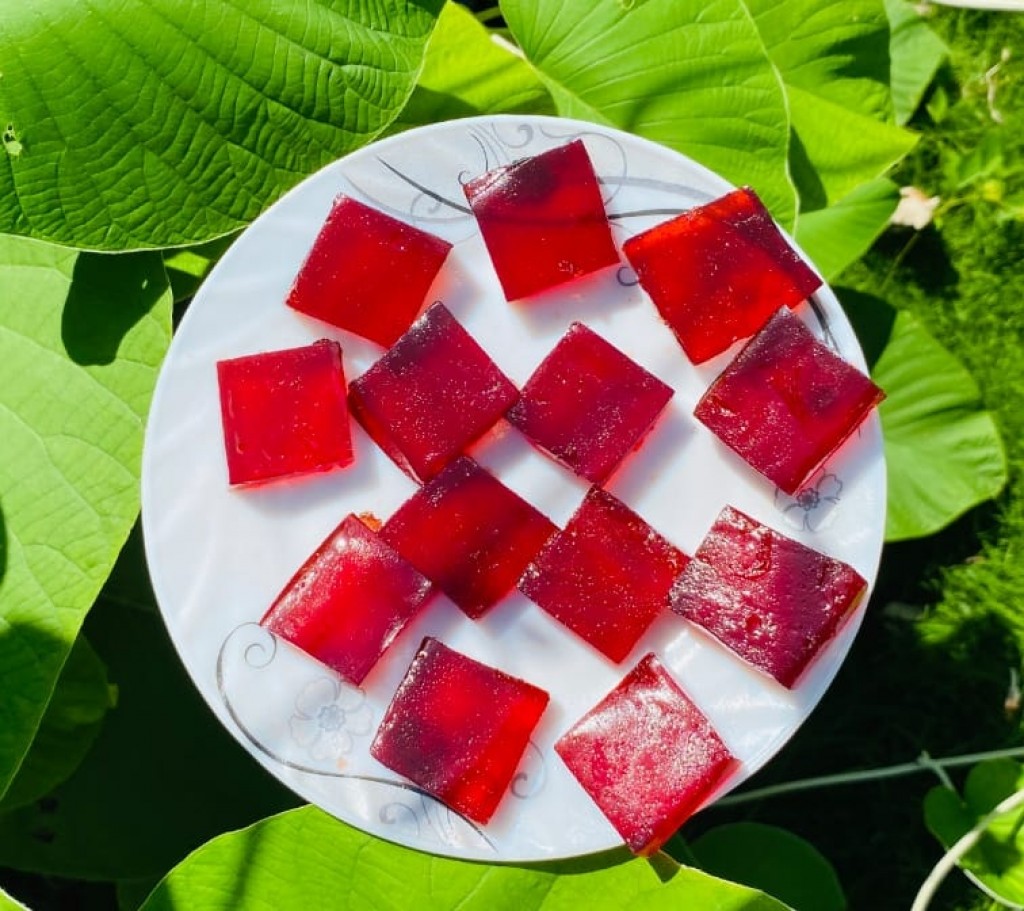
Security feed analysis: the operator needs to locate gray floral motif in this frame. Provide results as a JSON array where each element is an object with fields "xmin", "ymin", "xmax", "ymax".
[
  {"xmin": 776, "ymin": 473, "xmax": 843, "ymax": 532},
  {"xmin": 290, "ymin": 676, "xmax": 373, "ymax": 763}
]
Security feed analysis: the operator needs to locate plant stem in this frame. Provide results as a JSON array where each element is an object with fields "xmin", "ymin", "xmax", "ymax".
[
  {"xmin": 717, "ymin": 746, "xmax": 1024, "ymax": 807},
  {"xmin": 927, "ymin": 0, "xmax": 1024, "ymax": 9},
  {"xmin": 910, "ymin": 786, "xmax": 1024, "ymax": 911},
  {"xmin": 474, "ymin": 6, "xmax": 503, "ymax": 23}
]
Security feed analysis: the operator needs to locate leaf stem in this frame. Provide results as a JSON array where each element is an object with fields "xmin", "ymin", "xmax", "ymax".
[
  {"xmin": 717, "ymin": 746, "xmax": 1024, "ymax": 807},
  {"xmin": 910, "ymin": 786, "xmax": 1024, "ymax": 911},
  {"xmin": 474, "ymin": 6, "xmax": 503, "ymax": 23}
]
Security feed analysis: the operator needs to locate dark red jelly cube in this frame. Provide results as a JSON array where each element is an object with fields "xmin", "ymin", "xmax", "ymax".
[
  {"xmin": 623, "ymin": 187, "xmax": 822, "ymax": 363},
  {"xmin": 217, "ymin": 339, "xmax": 352, "ymax": 487},
  {"xmin": 519, "ymin": 487, "xmax": 688, "ymax": 662},
  {"xmin": 463, "ymin": 139, "xmax": 619, "ymax": 301},
  {"xmin": 507, "ymin": 323, "xmax": 673, "ymax": 483},
  {"xmin": 670, "ymin": 506, "xmax": 867, "ymax": 688},
  {"xmin": 349, "ymin": 303, "xmax": 518, "ymax": 483},
  {"xmin": 694, "ymin": 307, "xmax": 885, "ymax": 494},
  {"xmin": 260, "ymin": 514, "xmax": 433, "ymax": 685},
  {"xmin": 555, "ymin": 653, "xmax": 737, "ymax": 856},
  {"xmin": 381, "ymin": 457, "xmax": 557, "ymax": 618},
  {"xmin": 370, "ymin": 637, "xmax": 549, "ymax": 823},
  {"xmin": 286, "ymin": 196, "xmax": 452, "ymax": 348}
]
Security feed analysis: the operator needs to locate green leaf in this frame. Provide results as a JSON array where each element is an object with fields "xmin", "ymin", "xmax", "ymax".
[
  {"xmin": 795, "ymin": 179, "xmax": 899, "ymax": 280},
  {"xmin": 0, "ymin": 236, "xmax": 171, "ymax": 801},
  {"xmin": 743, "ymin": 0, "xmax": 916, "ymax": 209},
  {"xmin": 786, "ymin": 88, "xmax": 915, "ymax": 210},
  {"xmin": 0, "ymin": 634, "xmax": 115, "ymax": 813},
  {"xmin": 391, "ymin": 2, "xmax": 554, "ymax": 131},
  {"xmin": 500, "ymin": 0, "xmax": 797, "ymax": 227},
  {"xmin": 162, "ymin": 235, "xmax": 237, "ymax": 304},
  {"xmin": 139, "ymin": 806, "xmax": 793, "ymax": 911},
  {"xmin": 885, "ymin": 0, "xmax": 948, "ymax": 126},
  {"xmin": 690, "ymin": 823, "xmax": 846, "ymax": 911},
  {"xmin": 924, "ymin": 759, "xmax": 1024, "ymax": 904},
  {"xmin": 0, "ymin": 0, "xmax": 444, "ymax": 250},
  {"xmin": 0, "ymin": 597, "xmax": 299, "ymax": 881},
  {"xmin": 840, "ymin": 290, "xmax": 1007, "ymax": 541},
  {"xmin": 0, "ymin": 886, "xmax": 28, "ymax": 911}
]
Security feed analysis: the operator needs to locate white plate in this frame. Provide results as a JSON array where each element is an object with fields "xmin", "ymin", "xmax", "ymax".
[{"xmin": 141, "ymin": 115, "xmax": 886, "ymax": 863}]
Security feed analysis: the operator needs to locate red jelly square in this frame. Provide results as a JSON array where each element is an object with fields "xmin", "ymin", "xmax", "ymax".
[
  {"xmin": 370, "ymin": 637, "xmax": 549, "ymax": 824},
  {"xmin": 216, "ymin": 339, "xmax": 352, "ymax": 487},
  {"xmin": 519, "ymin": 487, "xmax": 688, "ymax": 662},
  {"xmin": 670, "ymin": 506, "xmax": 867, "ymax": 688},
  {"xmin": 381, "ymin": 457, "xmax": 557, "ymax": 618},
  {"xmin": 286, "ymin": 196, "xmax": 452, "ymax": 348},
  {"xmin": 623, "ymin": 187, "xmax": 822, "ymax": 364},
  {"xmin": 349, "ymin": 303, "xmax": 519, "ymax": 483},
  {"xmin": 463, "ymin": 139, "xmax": 619, "ymax": 301},
  {"xmin": 694, "ymin": 307, "xmax": 885, "ymax": 494},
  {"xmin": 555, "ymin": 653, "xmax": 737, "ymax": 856},
  {"xmin": 260, "ymin": 514, "xmax": 433, "ymax": 685},
  {"xmin": 507, "ymin": 323, "xmax": 673, "ymax": 483}
]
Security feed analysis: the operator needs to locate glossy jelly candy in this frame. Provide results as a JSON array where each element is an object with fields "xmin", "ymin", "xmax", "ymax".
[
  {"xmin": 217, "ymin": 338, "xmax": 352, "ymax": 487},
  {"xmin": 519, "ymin": 487, "xmax": 688, "ymax": 662},
  {"xmin": 286, "ymin": 195, "xmax": 452, "ymax": 347},
  {"xmin": 694, "ymin": 307, "xmax": 885, "ymax": 494},
  {"xmin": 507, "ymin": 322, "xmax": 673, "ymax": 483},
  {"xmin": 670, "ymin": 506, "xmax": 867, "ymax": 688},
  {"xmin": 463, "ymin": 139, "xmax": 620, "ymax": 301},
  {"xmin": 348, "ymin": 303, "xmax": 519, "ymax": 482},
  {"xmin": 261, "ymin": 514, "xmax": 433, "ymax": 684},
  {"xmin": 381, "ymin": 457, "xmax": 557, "ymax": 618},
  {"xmin": 623, "ymin": 187, "xmax": 822, "ymax": 363},
  {"xmin": 555, "ymin": 653, "xmax": 737, "ymax": 856},
  {"xmin": 370, "ymin": 637, "xmax": 549, "ymax": 824}
]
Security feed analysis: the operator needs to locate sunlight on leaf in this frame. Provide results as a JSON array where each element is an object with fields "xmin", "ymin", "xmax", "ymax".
[
  {"xmin": 795, "ymin": 179, "xmax": 899, "ymax": 279},
  {"xmin": 0, "ymin": 236, "xmax": 170, "ymax": 802},
  {"xmin": 0, "ymin": 0, "xmax": 443, "ymax": 250},
  {"xmin": 840, "ymin": 290, "xmax": 1007, "ymax": 541},
  {"xmin": 886, "ymin": 0, "xmax": 949, "ymax": 125},
  {"xmin": 390, "ymin": 2, "xmax": 554, "ymax": 131},
  {"xmin": 0, "ymin": 886, "xmax": 28, "ymax": 911},
  {"xmin": 501, "ymin": 0, "xmax": 797, "ymax": 226},
  {"xmin": 924, "ymin": 758, "xmax": 1024, "ymax": 905},
  {"xmin": 138, "ymin": 806, "xmax": 794, "ymax": 911}
]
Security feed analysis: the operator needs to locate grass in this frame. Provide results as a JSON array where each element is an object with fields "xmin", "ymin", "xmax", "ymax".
[{"xmin": 692, "ymin": 8, "xmax": 1024, "ymax": 910}]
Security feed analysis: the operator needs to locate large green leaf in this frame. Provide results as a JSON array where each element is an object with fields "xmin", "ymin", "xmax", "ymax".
[
  {"xmin": 500, "ymin": 0, "xmax": 797, "ymax": 227},
  {"xmin": 391, "ymin": 2, "xmax": 554, "ymax": 131},
  {"xmin": 886, "ymin": 0, "xmax": 948, "ymax": 126},
  {"xmin": 689, "ymin": 823, "xmax": 846, "ymax": 911},
  {"xmin": 0, "ymin": 237, "xmax": 170, "ymax": 800},
  {"xmin": 139, "ymin": 806, "xmax": 793, "ymax": 911},
  {"xmin": 741, "ymin": 0, "xmax": 915, "ymax": 210},
  {"xmin": 795, "ymin": 178, "xmax": 899, "ymax": 280},
  {"xmin": 0, "ymin": 598, "xmax": 299, "ymax": 881},
  {"xmin": 0, "ymin": 0, "xmax": 443, "ymax": 250},
  {"xmin": 924, "ymin": 759, "xmax": 1024, "ymax": 905},
  {"xmin": 0, "ymin": 634, "xmax": 115, "ymax": 813},
  {"xmin": 840, "ymin": 290, "xmax": 1007, "ymax": 541}
]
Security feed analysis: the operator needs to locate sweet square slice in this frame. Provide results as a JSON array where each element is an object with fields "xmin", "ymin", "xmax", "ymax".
[
  {"xmin": 555, "ymin": 653, "xmax": 737, "ymax": 856},
  {"xmin": 217, "ymin": 338, "xmax": 352, "ymax": 487},
  {"xmin": 261, "ymin": 514, "xmax": 433, "ymax": 685},
  {"xmin": 507, "ymin": 322, "xmax": 673, "ymax": 483},
  {"xmin": 286, "ymin": 195, "xmax": 452, "ymax": 348},
  {"xmin": 519, "ymin": 487, "xmax": 688, "ymax": 662},
  {"xmin": 670, "ymin": 506, "xmax": 867, "ymax": 688},
  {"xmin": 381, "ymin": 457, "xmax": 557, "ymax": 619},
  {"xmin": 370, "ymin": 637, "xmax": 549, "ymax": 824},
  {"xmin": 694, "ymin": 307, "xmax": 885, "ymax": 494},
  {"xmin": 348, "ymin": 303, "xmax": 519, "ymax": 483},
  {"xmin": 623, "ymin": 186, "xmax": 822, "ymax": 364},
  {"xmin": 463, "ymin": 139, "xmax": 619, "ymax": 301}
]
